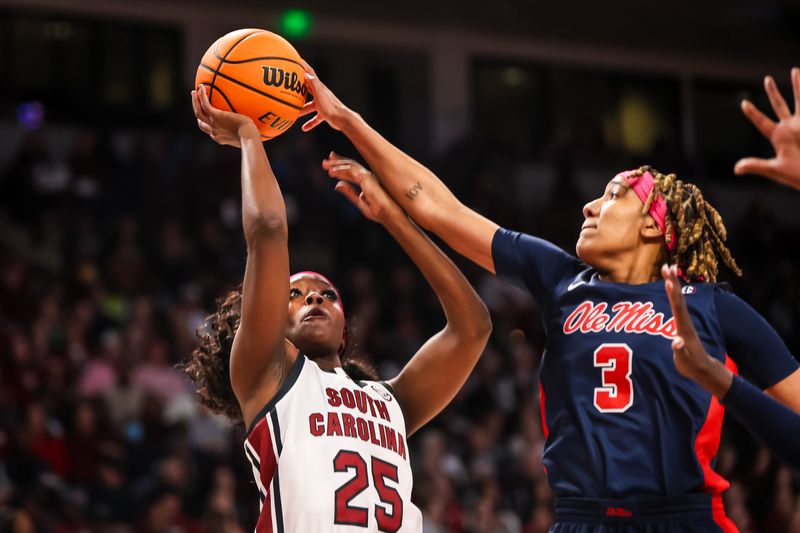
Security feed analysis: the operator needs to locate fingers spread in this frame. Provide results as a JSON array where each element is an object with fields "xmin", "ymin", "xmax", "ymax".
[
  {"xmin": 765, "ymin": 75, "xmax": 791, "ymax": 120},
  {"xmin": 741, "ymin": 99, "xmax": 775, "ymax": 138}
]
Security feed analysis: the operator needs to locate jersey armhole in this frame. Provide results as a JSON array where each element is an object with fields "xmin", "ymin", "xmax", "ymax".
[
  {"xmin": 377, "ymin": 380, "xmax": 406, "ymax": 416},
  {"xmin": 716, "ymin": 282, "xmax": 733, "ymax": 293},
  {"xmin": 378, "ymin": 380, "xmax": 397, "ymax": 398},
  {"xmin": 246, "ymin": 354, "xmax": 305, "ymax": 437},
  {"xmin": 709, "ymin": 285, "xmax": 729, "ymax": 363}
]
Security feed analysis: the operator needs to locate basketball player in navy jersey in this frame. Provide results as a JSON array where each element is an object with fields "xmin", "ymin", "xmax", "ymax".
[
  {"xmin": 300, "ymin": 67, "xmax": 800, "ymax": 531},
  {"xmin": 657, "ymin": 68, "xmax": 800, "ymax": 473},
  {"xmin": 185, "ymin": 85, "xmax": 490, "ymax": 531}
]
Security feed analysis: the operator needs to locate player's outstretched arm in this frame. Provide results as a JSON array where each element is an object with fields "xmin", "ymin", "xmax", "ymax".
[
  {"xmin": 192, "ymin": 86, "xmax": 292, "ymax": 423},
  {"xmin": 664, "ymin": 263, "xmax": 800, "ymax": 412},
  {"xmin": 329, "ymin": 158, "xmax": 491, "ymax": 436},
  {"xmin": 300, "ymin": 67, "xmax": 500, "ymax": 273},
  {"xmin": 662, "ymin": 264, "xmax": 800, "ymax": 471},
  {"xmin": 735, "ymin": 68, "xmax": 800, "ymax": 190}
]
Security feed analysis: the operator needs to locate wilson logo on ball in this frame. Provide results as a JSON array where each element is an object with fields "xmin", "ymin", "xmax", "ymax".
[{"xmin": 262, "ymin": 67, "xmax": 307, "ymax": 97}]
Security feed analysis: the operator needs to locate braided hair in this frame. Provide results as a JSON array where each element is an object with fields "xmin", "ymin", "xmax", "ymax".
[
  {"xmin": 630, "ymin": 166, "xmax": 742, "ymax": 283},
  {"xmin": 181, "ymin": 286, "xmax": 376, "ymax": 423}
]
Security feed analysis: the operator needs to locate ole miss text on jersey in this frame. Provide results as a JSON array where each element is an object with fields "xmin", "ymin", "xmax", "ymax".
[{"xmin": 491, "ymin": 228, "xmax": 799, "ymax": 530}]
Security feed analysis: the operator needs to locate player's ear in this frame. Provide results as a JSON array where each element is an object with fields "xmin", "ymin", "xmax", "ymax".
[{"xmin": 641, "ymin": 214, "xmax": 664, "ymax": 239}]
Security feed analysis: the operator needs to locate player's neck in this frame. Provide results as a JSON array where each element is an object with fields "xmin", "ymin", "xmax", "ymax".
[
  {"xmin": 598, "ymin": 247, "xmax": 662, "ymax": 285},
  {"xmin": 310, "ymin": 352, "xmax": 342, "ymax": 371}
]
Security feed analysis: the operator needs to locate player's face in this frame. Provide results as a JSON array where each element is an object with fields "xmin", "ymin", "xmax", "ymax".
[
  {"xmin": 576, "ymin": 178, "xmax": 651, "ymax": 267},
  {"xmin": 285, "ymin": 275, "xmax": 346, "ymax": 357}
]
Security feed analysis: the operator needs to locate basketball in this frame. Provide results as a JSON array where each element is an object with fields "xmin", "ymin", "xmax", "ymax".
[{"xmin": 195, "ymin": 29, "xmax": 308, "ymax": 140}]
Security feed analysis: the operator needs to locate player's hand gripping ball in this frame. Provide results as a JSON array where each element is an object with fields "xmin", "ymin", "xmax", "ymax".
[{"xmin": 195, "ymin": 29, "xmax": 308, "ymax": 140}]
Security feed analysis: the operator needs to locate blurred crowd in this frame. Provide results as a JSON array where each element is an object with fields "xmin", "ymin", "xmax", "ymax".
[{"xmin": 1, "ymin": 124, "xmax": 799, "ymax": 533}]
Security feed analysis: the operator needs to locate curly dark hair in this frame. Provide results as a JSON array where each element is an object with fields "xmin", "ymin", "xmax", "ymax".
[
  {"xmin": 629, "ymin": 165, "xmax": 742, "ymax": 283},
  {"xmin": 181, "ymin": 285, "xmax": 377, "ymax": 423}
]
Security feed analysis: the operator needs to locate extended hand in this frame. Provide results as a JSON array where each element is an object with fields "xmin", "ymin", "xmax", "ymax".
[
  {"xmin": 322, "ymin": 153, "xmax": 403, "ymax": 224},
  {"xmin": 735, "ymin": 68, "xmax": 800, "ymax": 190},
  {"xmin": 191, "ymin": 85, "xmax": 259, "ymax": 147},
  {"xmin": 298, "ymin": 63, "xmax": 353, "ymax": 132},
  {"xmin": 662, "ymin": 264, "xmax": 733, "ymax": 398}
]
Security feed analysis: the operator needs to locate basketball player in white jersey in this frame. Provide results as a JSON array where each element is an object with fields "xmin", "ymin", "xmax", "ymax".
[{"xmin": 186, "ymin": 85, "xmax": 491, "ymax": 532}]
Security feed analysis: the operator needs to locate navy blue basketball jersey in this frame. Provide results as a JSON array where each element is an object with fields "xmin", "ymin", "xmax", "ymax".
[{"xmin": 492, "ymin": 228, "xmax": 799, "ymax": 528}]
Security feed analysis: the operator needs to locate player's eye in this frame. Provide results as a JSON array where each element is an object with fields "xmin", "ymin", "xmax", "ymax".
[
  {"xmin": 322, "ymin": 290, "xmax": 338, "ymax": 301},
  {"xmin": 289, "ymin": 288, "xmax": 301, "ymax": 299},
  {"xmin": 609, "ymin": 190, "xmax": 620, "ymax": 200}
]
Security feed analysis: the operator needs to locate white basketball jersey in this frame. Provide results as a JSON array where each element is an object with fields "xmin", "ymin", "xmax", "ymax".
[{"xmin": 243, "ymin": 354, "xmax": 423, "ymax": 533}]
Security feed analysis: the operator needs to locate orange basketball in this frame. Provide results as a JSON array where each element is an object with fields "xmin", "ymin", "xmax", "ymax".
[{"xmin": 195, "ymin": 29, "xmax": 308, "ymax": 140}]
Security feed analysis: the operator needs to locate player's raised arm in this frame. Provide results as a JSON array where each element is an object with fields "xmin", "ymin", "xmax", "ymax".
[
  {"xmin": 663, "ymin": 264, "xmax": 800, "ymax": 470},
  {"xmin": 300, "ymin": 67, "xmax": 500, "ymax": 273},
  {"xmin": 662, "ymin": 264, "xmax": 734, "ymax": 397},
  {"xmin": 192, "ymin": 86, "xmax": 291, "ymax": 416},
  {"xmin": 328, "ymin": 157, "xmax": 491, "ymax": 436},
  {"xmin": 662, "ymin": 261, "xmax": 800, "ymax": 414}
]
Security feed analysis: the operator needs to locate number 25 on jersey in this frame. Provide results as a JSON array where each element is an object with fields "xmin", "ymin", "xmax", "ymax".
[{"xmin": 334, "ymin": 450, "xmax": 403, "ymax": 532}]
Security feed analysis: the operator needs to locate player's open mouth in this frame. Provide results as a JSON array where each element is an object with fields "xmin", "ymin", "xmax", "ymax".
[{"xmin": 303, "ymin": 308, "xmax": 329, "ymax": 322}]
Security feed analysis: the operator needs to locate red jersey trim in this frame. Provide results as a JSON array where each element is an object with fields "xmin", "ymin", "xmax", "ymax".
[
  {"xmin": 539, "ymin": 383, "xmax": 549, "ymax": 439},
  {"xmin": 695, "ymin": 355, "xmax": 739, "ymax": 532},
  {"xmin": 247, "ymin": 414, "xmax": 281, "ymax": 532}
]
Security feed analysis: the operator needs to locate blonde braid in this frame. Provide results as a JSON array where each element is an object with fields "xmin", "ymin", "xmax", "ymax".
[{"xmin": 633, "ymin": 166, "xmax": 741, "ymax": 283}]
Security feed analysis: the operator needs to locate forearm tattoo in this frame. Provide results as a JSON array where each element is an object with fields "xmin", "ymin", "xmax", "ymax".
[{"xmin": 406, "ymin": 182, "xmax": 423, "ymax": 199}]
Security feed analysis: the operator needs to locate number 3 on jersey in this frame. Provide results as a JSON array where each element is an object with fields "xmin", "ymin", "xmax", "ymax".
[
  {"xmin": 333, "ymin": 450, "xmax": 403, "ymax": 532},
  {"xmin": 593, "ymin": 343, "xmax": 634, "ymax": 413}
]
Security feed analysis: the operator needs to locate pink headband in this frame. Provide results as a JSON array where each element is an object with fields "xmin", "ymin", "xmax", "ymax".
[
  {"xmin": 617, "ymin": 170, "xmax": 676, "ymax": 252},
  {"xmin": 289, "ymin": 271, "xmax": 347, "ymax": 352}
]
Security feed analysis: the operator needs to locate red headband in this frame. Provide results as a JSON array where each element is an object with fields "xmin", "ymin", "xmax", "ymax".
[{"xmin": 617, "ymin": 169, "xmax": 676, "ymax": 252}]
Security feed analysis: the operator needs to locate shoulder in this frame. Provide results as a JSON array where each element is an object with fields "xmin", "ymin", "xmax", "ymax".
[
  {"xmin": 684, "ymin": 282, "xmax": 753, "ymax": 325},
  {"xmin": 245, "ymin": 352, "xmax": 308, "ymax": 437},
  {"xmin": 710, "ymin": 283, "xmax": 750, "ymax": 311},
  {"xmin": 492, "ymin": 227, "xmax": 584, "ymax": 279},
  {"xmin": 708, "ymin": 283, "xmax": 776, "ymax": 342},
  {"xmin": 493, "ymin": 228, "xmax": 576, "ymax": 258}
]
